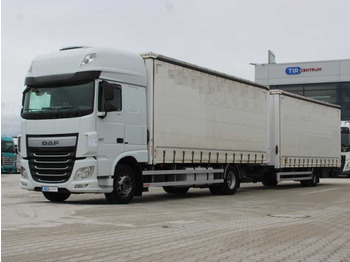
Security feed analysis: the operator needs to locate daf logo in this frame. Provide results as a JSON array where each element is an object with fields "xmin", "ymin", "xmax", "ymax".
[{"xmin": 42, "ymin": 141, "xmax": 59, "ymax": 146}]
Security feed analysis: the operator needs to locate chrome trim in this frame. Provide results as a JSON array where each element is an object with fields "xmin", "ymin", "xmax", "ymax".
[
  {"xmin": 34, "ymin": 166, "xmax": 69, "ymax": 171},
  {"xmin": 33, "ymin": 153, "xmax": 71, "ymax": 158},
  {"xmin": 38, "ymin": 178, "xmax": 66, "ymax": 183},
  {"xmin": 34, "ymin": 159, "xmax": 70, "ymax": 164},
  {"xmin": 36, "ymin": 172, "xmax": 68, "ymax": 177}
]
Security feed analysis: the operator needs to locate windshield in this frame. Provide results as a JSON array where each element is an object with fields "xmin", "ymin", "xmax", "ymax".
[
  {"xmin": 341, "ymin": 127, "xmax": 350, "ymax": 152},
  {"xmin": 2, "ymin": 141, "xmax": 15, "ymax": 153},
  {"xmin": 22, "ymin": 81, "xmax": 94, "ymax": 119}
]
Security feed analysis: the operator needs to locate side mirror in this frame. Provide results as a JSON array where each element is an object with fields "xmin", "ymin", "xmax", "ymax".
[
  {"xmin": 104, "ymin": 102, "xmax": 116, "ymax": 112},
  {"xmin": 104, "ymin": 84, "xmax": 114, "ymax": 101}
]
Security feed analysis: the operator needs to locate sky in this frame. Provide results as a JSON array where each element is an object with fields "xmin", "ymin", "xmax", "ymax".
[{"xmin": 2, "ymin": 0, "xmax": 350, "ymax": 136}]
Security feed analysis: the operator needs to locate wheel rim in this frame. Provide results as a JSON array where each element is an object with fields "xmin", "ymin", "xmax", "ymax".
[
  {"xmin": 226, "ymin": 170, "xmax": 236, "ymax": 189},
  {"xmin": 117, "ymin": 175, "xmax": 132, "ymax": 197}
]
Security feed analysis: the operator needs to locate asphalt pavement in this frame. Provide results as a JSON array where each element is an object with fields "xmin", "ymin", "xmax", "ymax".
[{"xmin": 2, "ymin": 174, "xmax": 350, "ymax": 261}]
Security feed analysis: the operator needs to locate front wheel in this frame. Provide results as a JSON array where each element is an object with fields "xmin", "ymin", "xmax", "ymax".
[
  {"xmin": 42, "ymin": 192, "xmax": 71, "ymax": 202},
  {"xmin": 105, "ymin": 165, "xmax": 135, "ymax": 204}
]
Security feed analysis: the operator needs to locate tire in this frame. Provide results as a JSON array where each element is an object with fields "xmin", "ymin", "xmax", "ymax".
[
  {"xmin": 262, "ymin": 174, "xmax": 278, "ymax": 187},
  {"xmin": 105, "ymin": 165, "xmax": 135, "ymax": 204},
  {"xmin": 209, "ymin": 184, "xmax": 222, "ymax": 195},
  {"xmin": 163, "ymin": 186, "xmax": 190, "ymax": 194},
  {"xmin": 42, "ymin": 192, "xmax": 71, "ymax": 202},
  {"xmin": 300, "ymin": 169, "xmax": 318, "ymax": 187},
  {"xmin": 210, "ymin": 165, "xmax": 239, "ymax": 195},
  {"xmin": 104, "ymin": 192, "xmax": 114, "ymax": 203}
]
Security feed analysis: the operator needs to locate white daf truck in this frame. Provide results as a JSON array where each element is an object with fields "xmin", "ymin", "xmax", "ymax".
[{"xmin": 19, "ymin": 47, "xmax": 341, "ymax": 203}]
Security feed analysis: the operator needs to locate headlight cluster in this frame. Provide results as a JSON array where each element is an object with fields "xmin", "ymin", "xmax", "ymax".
[{"xmin": 74, "ymin": 166, "xmax": 94, "ymax": 180}]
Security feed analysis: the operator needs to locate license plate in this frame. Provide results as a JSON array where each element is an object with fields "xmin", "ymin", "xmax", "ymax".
[{"xmin": 42, "ymin": 186, "xmax": 58, "ymax": 192}]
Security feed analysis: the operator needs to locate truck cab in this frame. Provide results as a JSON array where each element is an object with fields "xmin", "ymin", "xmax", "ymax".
[
  {"xmin": 1, "ymin": 135, "xmax": 17, "ymax": 173},
  {"xmin": 20, "ymin": 46, "xmax": 148, "ymax": 202}
]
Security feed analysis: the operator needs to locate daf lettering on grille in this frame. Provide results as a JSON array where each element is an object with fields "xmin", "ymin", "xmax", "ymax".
[
  {"xmin": 28, "ymin": 136, "xmax": 76, "ymax": 148},
  {"xmin": 42, "ymin": 141, "xmax": 59, "ymax": 146}
]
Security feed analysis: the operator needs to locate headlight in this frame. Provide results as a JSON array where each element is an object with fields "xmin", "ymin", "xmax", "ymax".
[
  {"xmin": 21, "ymin": 167, "xmax": 28, "ymax": 178},
  {"xmin": 74, "ymin": 166, "xmax": 94, "ymax": 180}
]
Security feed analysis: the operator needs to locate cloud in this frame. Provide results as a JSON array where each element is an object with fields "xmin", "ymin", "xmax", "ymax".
[
  {"xmin": 2, "ymin": 0, "xmax": 350, "ymax": 138},
  {"xmin": 1, "ymin": 114, "xmax": 21, "ymax": 137}
]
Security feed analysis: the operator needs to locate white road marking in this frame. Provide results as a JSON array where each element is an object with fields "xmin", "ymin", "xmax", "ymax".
[{"xmin": 299, "ymin": 188, "xmax": 340, "ymax": 196}]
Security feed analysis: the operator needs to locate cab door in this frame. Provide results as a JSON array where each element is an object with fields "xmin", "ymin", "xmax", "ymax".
[{"xmin": 96, "ymin": 81, "xmax": 124, "ymax": 176}]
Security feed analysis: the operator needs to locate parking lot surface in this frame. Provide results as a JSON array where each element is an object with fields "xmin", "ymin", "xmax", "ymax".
[{"xmin": 2, "ymin": 174, "xmax": 350, "ymax": 262}]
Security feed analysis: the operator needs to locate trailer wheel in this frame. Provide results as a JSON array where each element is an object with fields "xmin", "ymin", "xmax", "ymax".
[
  {"xmin": 209, "ymin": 185, "xmax": 222, "ymax": 195},
  {"xmin": 105, "ymin": 164, "xmax": 135, "ymax": 204},
  {"xmin": 262, "ymin": 174, "xmax": 278, "ymax": 187},
  {"xmin": 42, "ymin": 192, "xmax": 71, "ymax": 202},
  {"xmin": 300, "ymin": 168, "xmax": 319, "ymax": 187},
  {"xmin": 210, "ymin": 165, "xmax": 239, "ymax": 195},
  {"xmin": 163, "ymin": 186, "xmax": 190, "ymax": 194}
]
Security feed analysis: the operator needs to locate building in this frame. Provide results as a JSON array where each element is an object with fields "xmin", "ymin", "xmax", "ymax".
[{"xmin": 254, "ymin": 54, "xmax": 350, "ymax": 120}]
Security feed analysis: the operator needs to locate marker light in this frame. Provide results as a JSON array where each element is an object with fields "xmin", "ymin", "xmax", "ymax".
[{"xmin": 81, "ymin": 53, "xmax": 96, "ymax": 66}]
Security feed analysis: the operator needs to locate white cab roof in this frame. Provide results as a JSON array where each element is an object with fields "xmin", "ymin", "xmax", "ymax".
[{"xmin": 27, "ymin": 47, "xmax": 147, "ymax": 86}]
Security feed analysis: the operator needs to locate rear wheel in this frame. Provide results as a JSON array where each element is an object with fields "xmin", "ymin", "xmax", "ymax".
[
  {"xmin": 209, "ymin": 165, "xmax": 239, "ymax": 195},
  {"xmin": 300, "ymin": 168, "xmax": 319, "ymax": 187},
  {"xmin": 105, "ymin": 165, "xmax": 135, "ymax": 204},
  {"xmin": 262, "ymin": 174, "xmax": 278, "ymax": 187},
  {"xmin": 163, "ymin": 186, "xmax": 190, "ymax": 194},
  {"xmin": 42, "ymin": 192, "xmax": 71, "ymax": 202}
]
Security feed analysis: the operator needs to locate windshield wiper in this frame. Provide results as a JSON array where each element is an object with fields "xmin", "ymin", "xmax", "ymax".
[
  {"xmin": 41, "ymin": 107, "xmax": 64, "ymax": 117},
  {"xmin": 23, "ymin": 109, "xmax": 45, "ymax": 119},
  {"xmin": 59, "ymin": 106, "xmax": 83, "ymax": 116}
]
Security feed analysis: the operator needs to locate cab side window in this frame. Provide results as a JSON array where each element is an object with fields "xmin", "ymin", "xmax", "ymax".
[{"xmin": 98, "ymin": 82, "xmax": 122, "ymax": 112}]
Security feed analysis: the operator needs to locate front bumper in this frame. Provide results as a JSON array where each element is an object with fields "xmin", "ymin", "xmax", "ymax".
[{"xmin": 20, "ymin": 157, "xmax": 113, "ymax": 193}]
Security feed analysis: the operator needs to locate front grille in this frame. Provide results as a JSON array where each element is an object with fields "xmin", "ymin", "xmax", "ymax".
[
  {"xmin": 3, "ymin": 156, "xmax": 15, "ymax": 166},
  {"xmin": 27, "ymin": 134, "xmax": 78, "ymax": 183},
  {"xmin": 341, "ymin": 155, "xmax": 346, "ymax": 171}
]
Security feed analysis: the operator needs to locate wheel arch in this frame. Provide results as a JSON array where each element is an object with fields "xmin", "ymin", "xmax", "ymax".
[{"xmin": 114, "ymin": 156, "xmax": 143, "ymax": 196}]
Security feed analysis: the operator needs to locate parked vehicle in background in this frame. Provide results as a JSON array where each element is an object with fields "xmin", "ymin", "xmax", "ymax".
[
  {"xmin": 19, "ymin": 47, "xmax": 341, "ymax": 203},
  {"xmin": 339, "ymin": 121, "xmax": 350, "ymax": 177},
  {"xmin": 12, "ymin": 137, "xmax": 21, "ymax": 173},
  {"xmin": 1, "ymin": 135, "xmax": 17, "ymax": 173}
]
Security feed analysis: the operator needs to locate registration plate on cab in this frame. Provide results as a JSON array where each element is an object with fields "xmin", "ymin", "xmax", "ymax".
[{"xmin": 42, "ymin": 186, "xmax": 58, "ymax": 192}]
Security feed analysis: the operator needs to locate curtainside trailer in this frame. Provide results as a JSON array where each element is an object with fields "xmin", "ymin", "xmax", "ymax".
[{"xmin": 19, "ymin": 47, "xmax": 340, "ymax": 203}]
